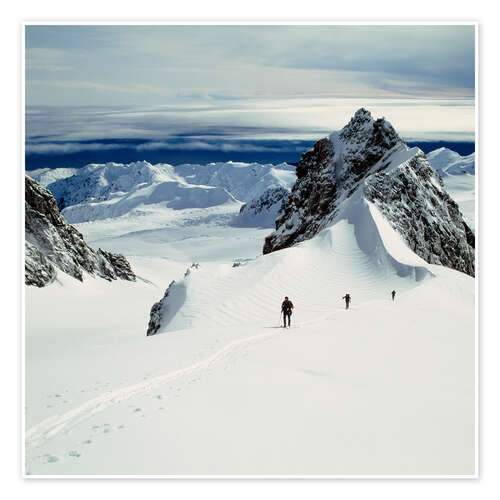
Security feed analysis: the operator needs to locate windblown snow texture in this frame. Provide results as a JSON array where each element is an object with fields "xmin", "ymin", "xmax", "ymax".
[
  {"xmin": 263, "ymin": 108, "xmax": 475, "ymax": 277},
  {"xmin": 25, "ymin": 175, "xmax": 136, "ymax": 286}
]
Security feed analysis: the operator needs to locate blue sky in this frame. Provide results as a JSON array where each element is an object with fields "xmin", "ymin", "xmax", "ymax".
[{"xmin": 25, "ymin": 25, "xmax": 475, "ymax": 167}]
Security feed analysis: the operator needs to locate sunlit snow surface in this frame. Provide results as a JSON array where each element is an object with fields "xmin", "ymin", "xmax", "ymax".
[
  {"xmin": 25, "ymin": 153, "xmax": 475, "ymax": 476},
  {"xmin": 426, "ymin": 148, "xmax": 475, "ymax": 230}
]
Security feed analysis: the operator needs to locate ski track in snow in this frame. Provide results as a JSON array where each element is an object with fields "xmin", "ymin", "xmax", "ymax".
[
  {"xmin": 27, "ymin": 216, "xmax": 424, "ymax": 452},
  {"xmin": 26, "ymin": 329, "xmax": 281, "ymax": 450}
]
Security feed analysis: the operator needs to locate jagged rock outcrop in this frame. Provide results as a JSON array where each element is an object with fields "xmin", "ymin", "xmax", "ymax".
[
  {"xmin": 98, "ymin": 249, "xmax": 137, "ymax": 281},
  {"xmin": 263, "ymin": 138, "xmax": 337, "ymax": 250},
  {"xmin": 146, "ymin": 264, "xmax": 198, "ymax": 336},
  {"xmin": 25, "ymin": 241, "xmax": 56, "ymax": 287},
  {"xmin": 263, "ymin": 108, "xmax": 475, "ymax": 277},
  {"xmin": 232, "ymin": 186, "xmax": 289, "ymax": 228},
  {"xmin": 25, "ymin": 175, "xmax": 136, "ymax": 286},
  {"xmin": 147, "ymin": 281, "xmax": 176, "ymax": 336}
]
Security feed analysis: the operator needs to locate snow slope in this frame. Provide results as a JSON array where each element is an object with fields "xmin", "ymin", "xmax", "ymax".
[
  {"xmin": 25, "ymin": 193, "xmax": 475, "ymax": 475},
  {"xmin": 426, "ymin": 148, "xmax": 475, "ymax": 176},
  {"xmin": 29, "ymin": 167, "xmax": 77, "ymax": 186},
  {"xmin": 427, "ymin": 148, "xmax": 475, "ymax": 230},
  {"xmin": 171, "ymin": 161, "xmax": 295, "ymax": 202}
]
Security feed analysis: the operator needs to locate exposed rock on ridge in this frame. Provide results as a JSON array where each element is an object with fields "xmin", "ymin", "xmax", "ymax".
[
  {"xmin": 232, "ymin": 186, "xmax": 289, "ymax": 228},
  {"xmin": 147, "ymin": 281, "xmax": 176, "ymax": 336},
  {"xmin": 263, "ymin": 108, "xmax": 475, "ymax": 277},
  {"xmin": 25, "ymin": 175, "xmax": 136, "ymax": 286}
]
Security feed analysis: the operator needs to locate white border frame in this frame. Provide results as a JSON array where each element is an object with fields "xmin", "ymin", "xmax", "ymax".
[{"xmin": 20, "ymin": 20, "xmax": 479, "ymax": 480}]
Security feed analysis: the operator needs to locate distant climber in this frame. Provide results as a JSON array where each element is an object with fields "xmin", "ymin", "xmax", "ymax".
[
  {"xmin": 342, "ymin": 293, "xmax": 351, "ymax": 310},
  {"xmin": 281, "ymin": 296, "xmax": 294, "ymax": 328},
  {"xmin": 391, "ymin": 290, "xmax": 396, "ymax": 301}
]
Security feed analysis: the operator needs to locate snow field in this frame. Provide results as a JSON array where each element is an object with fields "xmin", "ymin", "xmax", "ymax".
[{"xmin": 25, "ymin": 197, "xmax": 475, "ymax": 474}]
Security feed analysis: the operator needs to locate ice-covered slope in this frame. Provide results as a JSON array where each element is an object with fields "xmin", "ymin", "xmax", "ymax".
[{"xmin": 263, "ymin": 109, "xmax": 475, "ymax": 277}]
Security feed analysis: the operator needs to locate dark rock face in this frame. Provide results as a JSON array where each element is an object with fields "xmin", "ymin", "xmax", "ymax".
[
  {"xmin": 263, "ymin": 108, "xmax": 475, "ymax": 277},
  {"xmin": 263, "ymin": 139, "xmax": 336, "ymax": 254},
  {"xmin": 365, "ymin": 152, "xmax": 475, "ymax": 275},
  {"xmin": 25, "ymin": 175, "xmax": 136, "ymax": 286},
  {"xmin": 25, "ymin": 241, "xmax": 56, "ymax": 287},
  {"xmin": 97, "ymin": 249, "xmax": 136, "ymax": 281},
  {"xmin": 147, "ymin": 281, "xmax": 175, "ymax": 336},
  {"xmin": 337, "ymin": 108, "xmax": 402, "ymax": 189}
]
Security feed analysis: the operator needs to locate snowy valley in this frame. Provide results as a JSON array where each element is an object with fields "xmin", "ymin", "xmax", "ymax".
[{"xmin": 25, "ymin": 110, "xmax": 475, "ymax": 476}]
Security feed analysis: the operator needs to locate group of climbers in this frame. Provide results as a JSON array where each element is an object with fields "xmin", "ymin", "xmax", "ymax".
[{"xmin": 280, "ymin": 290, "xmax": 397, "ymax": 327}]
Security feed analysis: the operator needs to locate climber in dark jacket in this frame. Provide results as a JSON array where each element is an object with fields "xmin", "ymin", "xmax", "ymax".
[
  {"xmin": 281, "ymin": 296, "xmax": 294, "ymax": 327},
  {"xmin": 342, "ymin": 293, "xmax": 351, "ymax": 310},
  {"xmin": 391, "ymin": 290, "xmax": 396, "ymax": 301}
]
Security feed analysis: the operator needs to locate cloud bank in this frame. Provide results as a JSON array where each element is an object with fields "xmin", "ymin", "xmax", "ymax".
[{"xmin": 26, "ymin": 25, "xmax": 474, "ymax": 106}]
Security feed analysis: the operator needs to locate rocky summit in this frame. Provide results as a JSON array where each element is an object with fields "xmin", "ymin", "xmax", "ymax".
[
  {"xmin": 25, "ymin": 175, "xmax": 136, "ymax": 287},
  {"xmin": 263, "ymin": 108, "xmax": 475, "ymax": 277}
]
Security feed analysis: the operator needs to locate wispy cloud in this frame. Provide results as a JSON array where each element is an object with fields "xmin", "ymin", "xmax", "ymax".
[
  {"xmin": 25, "ymin": 25, "xmax": 475, "ymax": 106},
  {"xmin": 135, "ymin": 140, "xmax": 304, "ymax": 153},
  {"xmin": 26, "ymin": 142, "xmax": 124, "ymax": 155},
  {"xmin": 26, "ymin": 98, "xmax": 475, "ymax": 148},
  {"xmin": 25, "ymin": 47, "xmax": 70, "ymax": 72}
]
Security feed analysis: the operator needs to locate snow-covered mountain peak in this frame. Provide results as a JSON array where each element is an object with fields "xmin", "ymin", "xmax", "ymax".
[
  {"xmin": 45, "ymin": 160, "xmax": 174, "ymax": 211},
  {"xmin": 337, "ymin": 107, "xmax": 401, "ymax": 147},
  {"xmin": 327, "ymin": 108, "xmax": 405, "ymax": 193},
  {"xmin": 427, "ymin": 146, "xmax": 461, "ymax": 161},
  {"xmin": 264, "ymin": 109, "xmax": 475, "ymax": 277},
  {"xmin": 426, "ymin": 147, "xmax": 475, "ymax": 176},
  {"xmin": 339, "ymin": 107, "xmax": 374, "ymax": 135}
]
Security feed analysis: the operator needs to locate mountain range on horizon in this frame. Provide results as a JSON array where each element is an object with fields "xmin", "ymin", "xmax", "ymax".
[{"xmin": 25, "ymin": 136, "xmax": 475, "ymax": 172}]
